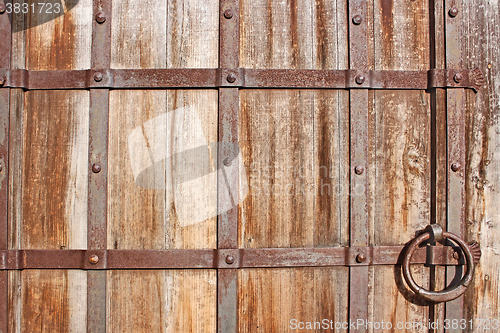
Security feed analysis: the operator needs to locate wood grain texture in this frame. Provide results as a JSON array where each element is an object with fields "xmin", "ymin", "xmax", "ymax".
[
  {"xmin": 367, "ymin": 0, "xmax": 431, "ymax": 327},
  {"xmin": 108, "ymin": 89, "xmax": 218, "ymax": 250},
  {"xmin": 107, "ymin": 270, "xmax": 216, "ymax": 333},
  {"xmin": 240, "ymin": 0, "xmax": 348, "ymax": 69},
  {"xmin": 238, "ymin": 268, "xmax": 349, "ymax": 333},
  {"xmin": 10, "ymin": 0, "xmax": 92, "ymax": 70},
  {"xmin": 238, "ymin": 89, "xmax": 349, "ymax": 248},
  {"xmin": 8, "ymin": 1, "xmax": 92, "ymax": 331},
  {"xmin": 462, "ymin": 0, "xmax": 500, "ymax": 324},
  {"xmin": 111, "ymin": 0, "xmax": 219, "ymax": 69},
  {"xmin": 9, "ymin": 270, "xmax": 87, "ymax": 333}
]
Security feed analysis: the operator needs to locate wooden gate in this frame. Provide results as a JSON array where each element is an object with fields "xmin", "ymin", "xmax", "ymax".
[{"xmin": 0, "ymin": 0, "xmax": 499, "ymax": 332}]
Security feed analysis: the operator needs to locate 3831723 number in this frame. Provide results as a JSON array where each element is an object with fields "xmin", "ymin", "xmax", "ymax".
[{"xmin": 5, "ymin": 2, "xmax": 61, "ymax": 14}]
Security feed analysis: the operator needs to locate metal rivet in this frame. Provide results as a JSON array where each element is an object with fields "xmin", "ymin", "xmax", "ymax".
[
  {"xmin": 227, "ymin": 73, "xmax": 237, "ymax": 83},
  {"xmin": 449, "ymin": 7, "xmax": 459, "ymax": 18},
  {"xmin": 92, "ymin": 163, "xmax": 102, "ymax": 173},
  {"xmin": 0, "ymin": 164, "xmax": 2, "ymax": 172},
  {"xmin": 223, "ymin": 157, "xmax": 233, "ymax": 167},
  {"xmin": 485, "ymin": 275, "xmax": 490, "ymax": 281},
  {"xmin": 356, "ymin": 253, "xmax": 366, "ymax": 263},
  {"xmin": 352, "ymin": 15, "xmax": 363, "ymax": 25},
  {"xmin": 454, "ymin": 73, "xmax": 463, "ymax": 83},
  {"xmin": 95, "ymin": 11, "xmax": 106, "ymax": 24},
  {"xmin": 225, "ymin": 255, "xmax": 235, "ymax": 264},
  {"xmin": 89, "ymin": 254, "xmax": 99, "ymax": 265},
  {"xmin": 451, "ymin": 163, "xmax": 461, "ymax": 172},
  {"xmin": 453, "ymin": 251, "xmax": 460, "ymax": 260},
  {"xmin": 224, "ymin": 9, "xmax": 233, "ymax": 19},
  {"xmin": 93, "ymin": 72, "xmax": 103, "ymax": 82},
  {"xmin": 0, "ymin": 76, "xmax": 5, "ymax": 86},
  {"xmin": 354, "ymin": 165, "xmax": 365, "ymax": 175},
  {"xmin": 355, "ymin": 75, "xmax": 365, "ymax": 85},
  {"xmin": 0, "ymin": 3, "xmax": 5, "ymax": 14}
]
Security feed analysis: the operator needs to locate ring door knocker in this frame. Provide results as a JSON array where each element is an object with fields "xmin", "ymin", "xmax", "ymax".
[{"xmin": 402, "ymin": 224, "xmax": 482, "ymax": 303}]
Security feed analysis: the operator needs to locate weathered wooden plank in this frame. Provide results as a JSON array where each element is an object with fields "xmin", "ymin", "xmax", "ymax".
[
  {"xmin": 110, "ymin": 0, "xmax": 219, "ymax": 69},
  {"xmin": 107, "ymin": 2, "xmax": 219, "ymax": 330},
  {"xmin": 238, "ymin": 268, "xmax": 349, "ymax": 332},
  {"xmin": 240, "ymin": 0, "xmax": 348, "ymax": 70},
  {"xmin": 107, "ymin": 89, "xmax": 218, "ymax": 250},
  {"xmin": 8, "ymin": 89, "xmax": 90, "ymax": 333},
  {"xmin": 368, "ymin": 0, "xmax": 431, "ymax": 327},
  {"xmin": 10, "ymin": 0, "xmax": 92, "ymax": 70},
  {"xmin": 238, "ymin": 1, "xmax": 349, "ymax": 330},
  {"xmin": 107, "ymin": 270, "xmax": 216, "ymax": 333},
  {"xmin": 239, "ymin": 89, "xmax": 349, "ymax": 248},
  {"xmin": 8, "ymin": 2, "xmax": 92, "ymax": 332},
  {"xmin": 462, "ymin": 0, "xmax": 500, "ymax": 325}
]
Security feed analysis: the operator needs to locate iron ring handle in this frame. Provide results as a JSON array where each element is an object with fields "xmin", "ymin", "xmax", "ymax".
[{"xmin": 402, "ymin": 227, "xmax": 475, "ymax": 303}]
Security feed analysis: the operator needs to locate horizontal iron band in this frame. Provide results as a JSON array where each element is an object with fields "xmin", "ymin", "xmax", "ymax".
[
  {"xmin": 0, "ymin": 246, "xmax": 463, "ymax": 270},
  {"xmin": 0, "ymin": 68, "xmax": 484, "ymax": 91}
]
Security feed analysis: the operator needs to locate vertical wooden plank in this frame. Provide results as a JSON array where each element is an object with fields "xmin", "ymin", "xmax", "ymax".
[
  {"xmin": 107, "ymin": 270, "xmax": 216, "ymax": 333},
  {"xmin": 461, "ymin": 0, "xmax": 500, "ymax": 326},
  {"xmin": 238, "ymin": 268, "xmax": 349, "ymax": 333},
  {"xmin": 240, "ymin": 0, "xmax": 348, "ymax": 70},
  {"xmin": 1, "ymin": 5, "xmax": 12, "ymax": 331},
  {"xmin": 8, "ymin": 1, "xmax": 92, "ymax": 332},
  {"xmin": 238, "ymin": 1, "xmax": 349, "ymax": 330},
  {"xmin": 107, "ymin": 1, "xmax": 219, "ymax": 331},
  {"xmin": 368, "ymin": 0, "xmax": 431, "ymax": 329}
]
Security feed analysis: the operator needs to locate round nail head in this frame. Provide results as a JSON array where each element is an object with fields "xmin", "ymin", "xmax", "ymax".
[
  {"xmin": 451, "ymin": 163, "xmax": 461, "ymax": 172},
  {"xmin": 93, "ymin": 72, "xmax": 103, "ymax": 82},
  {"xmin": 227, "ymin": 73, "xmax": 237, "ymax": 83},
  {"xmin": 95, "ymin": 12, "xmax": 106, "ymax": 24},
  {"xmin": 223, "ymin": 157, "xmax": 233, "ymax": 167},
  {"xmin": 356, "ymin": 253, "xmax": 366, "ymax": 263},
  {"xmin": 355, "ymin": 165, "xmax": 365, "ymax": 175},
  {"xmin": 0, "ymin": 76, "xmax": 5, "ymax": 86},
  {"xmin": 453, "ymin": 251, "xmax": 460, "ymax": 260},
  {"xmin": 226, "ymin": 255, "xmax": 235, "ymax": 264},
  {"xmin": 89, "ymin": 255, "xmax": 99, "ymax": 265},
  {"xmin": 454, "ymin": 73, "xmax": 463, "ymax": 83},
  {"xmin": 449, "ymin": 7, "xmax": 459, "ymax": 18},
  {"xmin": 92, "ymin": 163, "xmax": 102, "ymax": 173},
  {"xmin": 0, "ymin": 3, "xmax": 6, "ymax": 14},
  {"xmin": 224, "ymin": 9, "xmax": 233, "ymax": 19},
  {"xmin": 355, "ymin": 75, "xmax": 366, "ymax": 85},
  {"xmin": 352, "ymin": 15, "xmax": 363, "ymax": 25}
]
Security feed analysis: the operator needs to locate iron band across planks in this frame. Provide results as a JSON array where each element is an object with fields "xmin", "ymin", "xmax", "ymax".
[
  {"xmin": 0, "ymin": 246, "xmax": 468, "ymax": 270},
  {"xmin": 0, "ymin": 68, "xmax": 485, "ymax": 91}
]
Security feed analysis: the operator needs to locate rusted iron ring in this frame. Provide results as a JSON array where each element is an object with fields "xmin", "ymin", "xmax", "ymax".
[{"xmin": 402, "ymin": 226, "xmax": 476, "ymax": 303}]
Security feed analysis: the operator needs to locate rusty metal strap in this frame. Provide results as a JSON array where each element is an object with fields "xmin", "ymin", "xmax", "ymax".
[
  {"xmin": 0, "ymin": 68, "xmax": 485, "ymax": 91},
  {"xmin": 0, "ymin": 246, "xmax": 464, "ymax": 270}
]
